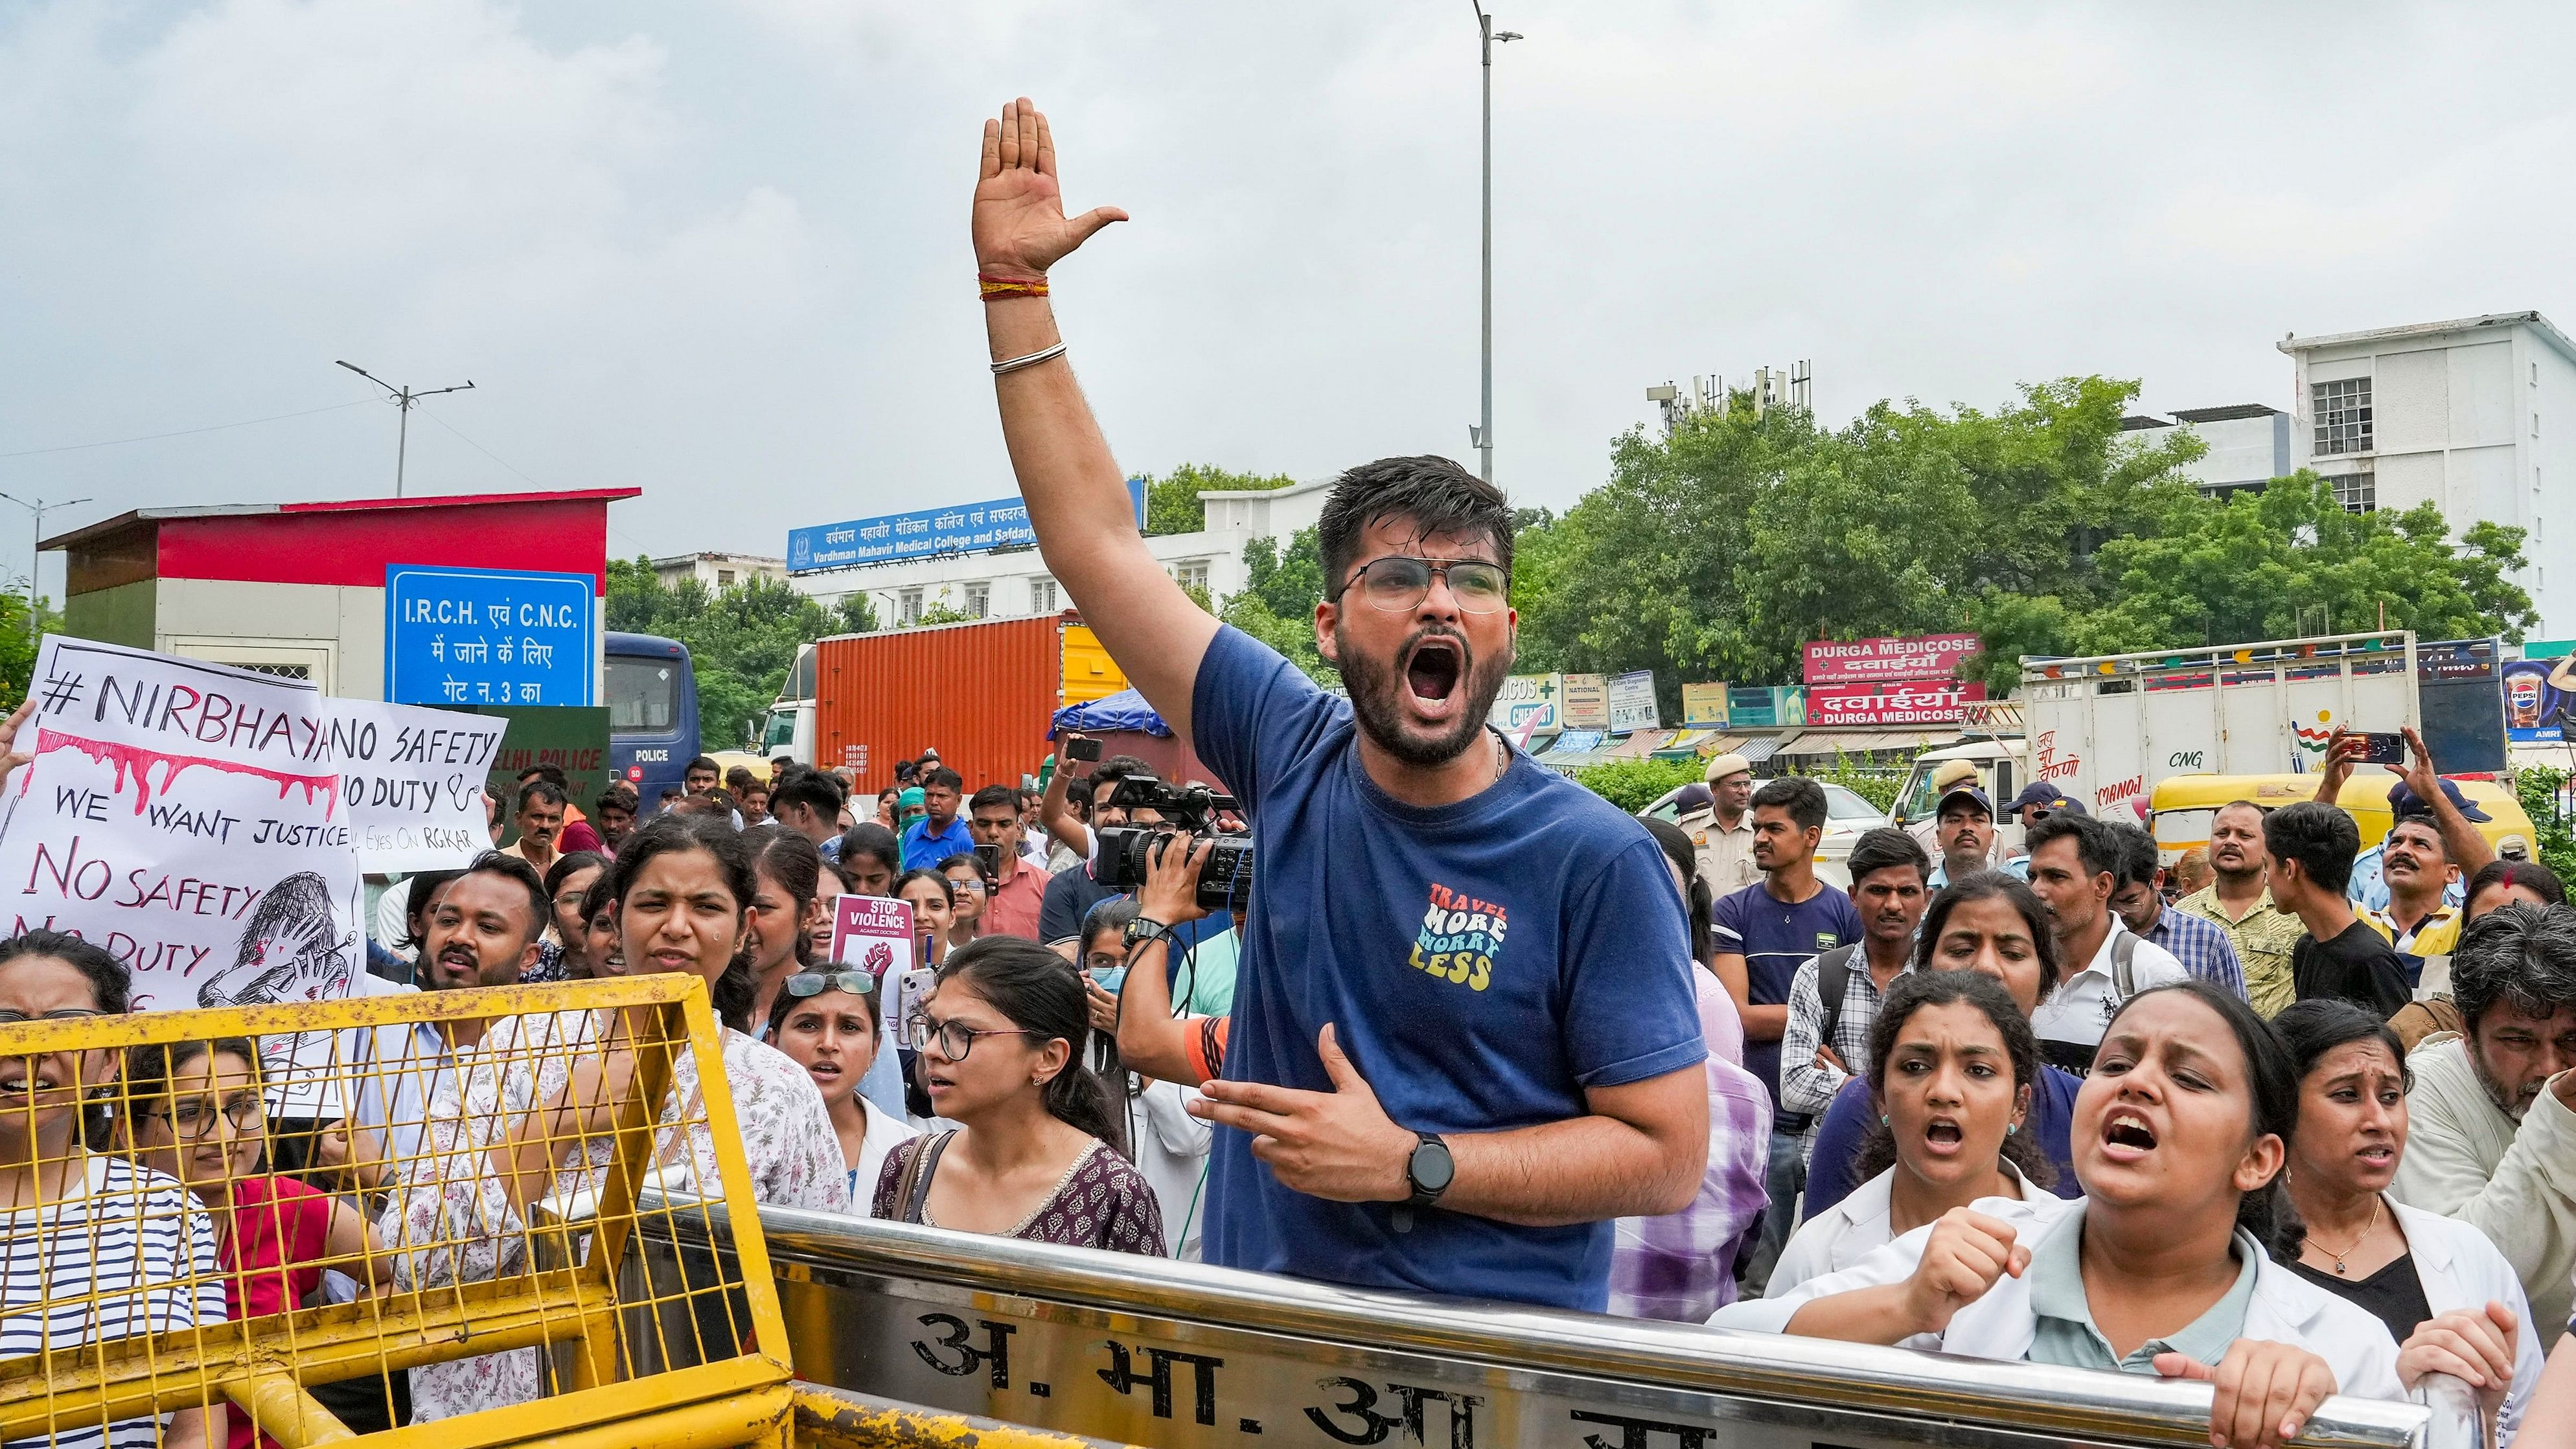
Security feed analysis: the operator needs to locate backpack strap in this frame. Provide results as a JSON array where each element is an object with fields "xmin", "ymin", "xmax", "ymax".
[
  {"xmin": 2111, "ymin": 930, "xmax": 2138, "ymax": 999},
  {"xmin": 895, "ymin": 1130, "xmax": 956, "ymax": 1226},
  {"xmin": 1815, "ymin": 944, "xmax": 1865, "ymax": 1057}
]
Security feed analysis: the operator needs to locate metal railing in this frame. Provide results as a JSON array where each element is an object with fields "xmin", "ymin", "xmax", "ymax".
[{"xmin": 634, "ymin": 1200, "xmax": 2464, "ymax": 1449}]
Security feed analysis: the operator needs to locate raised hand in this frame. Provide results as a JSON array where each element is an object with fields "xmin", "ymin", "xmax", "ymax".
[
  {"xmin": 0, "ymin": 698, "xmax": 36, "ymax": 793},
  {"xmin": 973, "ymin": 97, "xmax": 1129, "ymax": 282},
  {"xmin": 1899, "ymin": 1208, "xmax": 2029, "ymax": 1337}
]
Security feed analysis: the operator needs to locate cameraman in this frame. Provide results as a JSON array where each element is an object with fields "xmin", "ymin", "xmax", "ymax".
[{"xmin": 972, "ymin": 98, "xmax": 1707, "ymax": 1311}]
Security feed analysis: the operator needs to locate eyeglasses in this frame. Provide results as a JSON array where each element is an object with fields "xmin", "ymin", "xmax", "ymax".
[
  {"xmin": 947, "ymin": 876, "xmax": 989, "ymax": 894},
  {"xmin": 784, "ymin": 971, "xmax": 877, "ymax": 1000},
  {"xmin": 0, "ymin": 1009, "xmax": 105, "ymax": 1028},
  {"xmin": 904, "ymin": 1014, "xmax": 1043, "ymax": 1061},
  {"xmin": 159, "ymin": 1096, "xmax": 264, "ymax": 1139},
  {"xmin": 1329, "ymin": 556, "xmax": 1509, "ymax": 613}
]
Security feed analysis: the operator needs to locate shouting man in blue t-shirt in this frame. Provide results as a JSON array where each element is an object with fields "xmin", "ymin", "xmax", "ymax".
[{"xmin": 965, "ymin": 98, "xmax": 1708, "ymax": 1310}]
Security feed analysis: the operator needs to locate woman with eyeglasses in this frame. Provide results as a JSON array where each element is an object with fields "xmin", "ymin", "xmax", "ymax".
[
  {"xmin": 937, "ymin": 853, "xmax": 989, "ymax": 953},
  {"xmin": 541, "ymin": 852, "xmax": 607, "ymax": 979},
  {"xmin": 0, "ymin": 928, "xmax": 227, "ymax": 1449},
  {"xmin": 873, "ymin": 936, "xmax": 1164, "ymax": 1254},
  {"xmin": 766, "ymin": 972, "xmax": 918, "ymax": 1213}
]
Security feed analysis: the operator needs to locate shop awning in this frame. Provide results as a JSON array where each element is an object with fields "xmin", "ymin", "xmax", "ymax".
[
  {"xmin": 1650, "ymin": 728, "xmax": 1719, "ymax": 760},
  {"xmin": 1534, "ymin": 730, "xmax": 1604, "ymax": 759},
  {"xmin": 1607, "ymin": 729, "xmax": 1674, "ymax": 758},
  {"xmin": 1772, "ymin": 730, "xmax": 1887, "ymax": 759},
  {"xmin": 1734, "ymin": 734, "xmax": 1791, "ymax": 764}
]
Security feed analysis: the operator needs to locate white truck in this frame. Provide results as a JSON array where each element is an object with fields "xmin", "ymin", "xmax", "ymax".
[{"xmin": 1888, "ymin": 630, "xmax": 2421, "ymax": 833}]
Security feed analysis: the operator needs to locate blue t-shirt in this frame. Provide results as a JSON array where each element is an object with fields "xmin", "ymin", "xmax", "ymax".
[
  {"xmin": 1709, "ymin": 880, "xmax": 1861, "ymax": 1115},
  {"xmin": 1191, "ymin": 627, "xmax": 1704, "ymax": 1311},
  {"xmin": 900, "ymin": 816, "xmax": 976, "ymax": 872},
  {"xmin": 1800, "ymin": 1066, "xmax": 2084, "ymax": 1220}
]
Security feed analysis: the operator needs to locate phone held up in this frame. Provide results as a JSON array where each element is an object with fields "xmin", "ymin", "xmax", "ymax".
[
  {"xmin": 2354, "ymin": 731, "xmax": 2406, "ymax": 766},
  {"xmin": 1064, "ymin": 735, "xmax": 1103, "ymax": 764}
]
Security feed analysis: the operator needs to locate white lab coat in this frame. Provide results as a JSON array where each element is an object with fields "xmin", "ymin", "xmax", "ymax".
[
  {"xmin": 848, "ymin": 1099, "xmax": 922, "ymax": 1216},
  {"xmin": 1769, "ymin": 1161, "xmax": 2051, "ymax": 1303},
  {"xmin": 1712, "ymin": 1195, "xmax": 2409, "ymax": 1411},
  {"xmin": 2387, "ymin": 1200, "xmax": 2544, "ymax": 1444},
  {"xmin": 1129, "ymin": 1079, "xmax": 1212, "ymax": 1260},
  {"xmin": 2389, "ymin": 1033, "xmax": 2576, "ymax": 1349}
]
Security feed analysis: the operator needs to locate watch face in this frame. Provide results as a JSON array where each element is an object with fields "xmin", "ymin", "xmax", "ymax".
[{"xmin": 1410, "ymin": 1137, "xmax": 1455, "ymax": 1194}]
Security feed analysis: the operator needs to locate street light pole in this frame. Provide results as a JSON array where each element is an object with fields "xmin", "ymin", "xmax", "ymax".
[
  {"xmin": 0, "ymin": 491, "xmax": 90, "ymax": 648},
  {"xmin": 1469, "ymin": 4, "xmax": 1519, "ymax": 485},
  {"xmin": 336, "ymin": 361, "xmax": 476, "ymax": 497}
]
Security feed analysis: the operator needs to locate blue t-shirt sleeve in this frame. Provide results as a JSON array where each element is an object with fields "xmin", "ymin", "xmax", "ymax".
[
  {"xmin": 1559, "ymin": 838, "xmax": 1705, "ymax": 1090},
  {"xmin": 1799, "ymin": 1077, "xmax": 1876, "ymax": 1222},
  {"xmin": 1190, "ymin": 625, "xmax": 1339, "ymax": 808},
  {"xmin": 1832, "ymin": 889, "xmax": 1863, "ymax": 942},
  {"xmin": 1708, "ymin": 887, "xmax": 1750, "ymax": 955}
]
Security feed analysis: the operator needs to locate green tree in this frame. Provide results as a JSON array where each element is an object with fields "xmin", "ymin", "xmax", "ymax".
[
  {"xmin": 604, "ymin": 558, "xmax": 877, "ymax": 748},
  {"xmin": 0, "ymin": 590, "xmax": 63, "ymax": 709},
  {"xmin": 1219, "ymin": 525, "xmax": 1334, "ymax": 684},
  {"xmin": 1961, "ymin": 474, "xmax": 2536, "ymax": 692},
  {"xmin": 1139, "ymin": 462, "xmax": 1297, "ymax": 536}
]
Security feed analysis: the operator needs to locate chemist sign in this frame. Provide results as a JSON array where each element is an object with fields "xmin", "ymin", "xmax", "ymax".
[{"xmin": 385, "ymin": 565, "xmax": 596, "ymax": 708}]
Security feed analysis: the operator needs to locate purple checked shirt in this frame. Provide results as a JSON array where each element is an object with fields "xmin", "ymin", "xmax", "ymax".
[
  {"xmin": 1609, "ymin": 972, "xmax": 1773, "ymax": 1321},
  {"xmin": 2141, "ymin": 902, "xmax": 2247, "ymax": 1000}
]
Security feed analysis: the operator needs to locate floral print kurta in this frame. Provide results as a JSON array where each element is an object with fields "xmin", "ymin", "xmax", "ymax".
[{"xmin": 385, "ymin": 1011, "xmax": 844, "ymax": 1420}]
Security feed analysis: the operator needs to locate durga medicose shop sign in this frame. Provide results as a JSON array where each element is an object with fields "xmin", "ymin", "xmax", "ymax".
[
  {"xmin": 1802, "ymin": 633, "xmax": 1982, "ymax": 685},
  {"xmin": 1806, "ymin": 679, "xmax": 1988, "ymax": 727},
  {"xmin": 0, "ymin": 637, "xmax": 360, "ymax": 1021}
]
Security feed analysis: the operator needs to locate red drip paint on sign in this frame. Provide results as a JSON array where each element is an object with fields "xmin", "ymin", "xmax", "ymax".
[{"xmin": 34, "ymin": 729, "xmax": 341, "ymax": 820}]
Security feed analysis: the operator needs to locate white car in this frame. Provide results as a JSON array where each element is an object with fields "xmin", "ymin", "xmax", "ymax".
[{"xmin": 1640, "ymin": 781, "xmax": 1889, "ymax": 889}]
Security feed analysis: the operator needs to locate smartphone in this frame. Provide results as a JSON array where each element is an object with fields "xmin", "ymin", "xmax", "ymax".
[
  {"xmin": 2356, "ymin": 731, "xmax": 2406, "ymax": 766},
  {"xmin": 973, "ymin": 843, "xmax": 1002, "ymax": 876},
  {"xmin": 1066, "ymin": 736, "xmax": 1103, "ymax": 763},
  {"xmin": 897, "ymin": 966, "xmax": 938, "ymax": 1031}
]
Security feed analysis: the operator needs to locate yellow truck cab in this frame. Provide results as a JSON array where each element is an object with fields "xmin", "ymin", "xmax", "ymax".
[{"xmin": 2148, "ymin": 771, "xmax": 2535, "ymax": 863}]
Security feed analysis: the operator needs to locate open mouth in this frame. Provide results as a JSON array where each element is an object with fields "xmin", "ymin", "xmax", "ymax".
[
  {"xmin": 2356, "ymin": 1143, "xmax": 2394, "ymax": 1165},
  {"xmin": 1404, "ymin": 636, "xmax": 1464, "ymax": 709},
  {"xmin": 1922, "ymin": 1118, "xmax": 1964, "ymax": 1150},
  {"xmin": 2104, "ymin": 1111, "xmax": 2157, "ymax": 1151}
]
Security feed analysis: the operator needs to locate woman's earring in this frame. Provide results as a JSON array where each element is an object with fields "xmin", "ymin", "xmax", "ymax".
[
  {"xmin": 1879, "ymin": 1114, "xmax": 1889, "ymax": 1126},
  {"xmin": 2007, "ymin": 1123, "xmax": 2019, "ymax": 1137}
]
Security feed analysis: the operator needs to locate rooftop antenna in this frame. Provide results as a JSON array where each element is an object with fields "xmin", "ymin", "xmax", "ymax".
[{"xmin": 336, "ymin": 361, "xmax": 475, "ymax": 497}]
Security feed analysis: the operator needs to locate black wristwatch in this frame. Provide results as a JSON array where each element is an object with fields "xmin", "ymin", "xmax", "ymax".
[
  {"xmin": 1403, "ymin": 1132, "xmax": 1455, "ymax": 1208},
  {"xmin": 1122, "ymin": 916, "xmax": 1179, "ymax": 952}
]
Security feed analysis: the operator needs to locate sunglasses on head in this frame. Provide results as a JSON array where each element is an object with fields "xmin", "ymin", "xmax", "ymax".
[{"xmin": 784, "ymin": 971, "xmax": 877, "ymax": 1000}]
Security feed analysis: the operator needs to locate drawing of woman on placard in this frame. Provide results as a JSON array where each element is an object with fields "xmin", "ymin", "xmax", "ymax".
[{"xmin": 199, "ymin": 872, "xmax": 356, "ymax": 1015}]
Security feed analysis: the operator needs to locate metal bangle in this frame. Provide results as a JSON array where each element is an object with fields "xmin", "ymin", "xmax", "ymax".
[{"xmin": 989, "ymin": 342, "xmax": 1067, "ymax": 376}]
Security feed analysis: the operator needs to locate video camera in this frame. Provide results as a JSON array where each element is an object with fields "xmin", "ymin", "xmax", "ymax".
[{"xmin": 1093, "ymin": 774, "xmax": 1254, "ymax": 915}]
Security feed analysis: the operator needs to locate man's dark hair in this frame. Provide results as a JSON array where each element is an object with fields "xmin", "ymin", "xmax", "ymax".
[
  {"xmin": 2027, "ymin": 811, "xmax": 2120, "ymax": 882},
  {"xmin": 726, "ymin": 765, "xmax": 759, "ymax": 793},
  {"xmin": 1845, "ymin": 827, "xmax": 1929, "ymax": 889},
  {"xmin": 2451, "ymin": 903, "xmax": 2576, "ymax": 1033},
  {"xmin": 457, "ymin": 850, "xmax": 550, "ymax": 948},
  {"xmin": 2104, "ymin": 821, "xmax": 2161, "ymax": 891},
  {"xmin": 517, "ymin": 763, "xmax": 569, "ymax": 790},
  {"xmin": 2384, "ymin": 811, "xmax": 2448, "ymax": 858},
  {"xmin": 922, "ymin": 766, "xmax": 963, "ymax": 793},
  {"xmin": 837, "ymin": 823, "xmax": 903, "ymax": 880},
  {"xmin": 969, "ymin": 784, "xmax": 1018, "ymax": 816},
  {"xmin": 658, "ymin": 784, "xmax": 686, "ymax": 802},
  {"xmin": 687, "ymin": 755, "xmax": 719, "ymax": 775},
  {"xmin": 516, "ymin": 780, "xmax": 568, "ymax": 814},
  {"xmin": 772, "ymin": 771, "xmax": 845, "ymax": 822},
  {"xmin": 1315, "ymin": 455, "xmax": 1515, "ymax": 597},
  {"xmin": 1749, "ymin": 776, "xmax": 1827, "ymax": 834},
  {"xmin": 1089, "ymin": 754, "xmax": 1154, "ymax": 805},
  {"xmin": 1018, "ymin": 786, "xmax": 1042, "ymax": 810},
  {"xmin": 595, "ymin": 782, "xmax": 639, "ymax": 815},
  {"xmin": 2260, "ymin": 801, "xmax": 2360, "ymax": 896}
]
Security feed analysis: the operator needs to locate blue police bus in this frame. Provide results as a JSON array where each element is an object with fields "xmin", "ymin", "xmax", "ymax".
[{"xmin": 606, "ymin": 632, "xmax": 698, "ymax": 813}]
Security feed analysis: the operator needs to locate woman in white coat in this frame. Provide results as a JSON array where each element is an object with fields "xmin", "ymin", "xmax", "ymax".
[
  {"xmin": 1769, "ymin": 971, "xmax": 2054, "ymax": 1304},
  {"xmin": 1717, "ymin": 982, "xmax": 2441, "ymax": 1449},
  {"xmin": 2273, "ymin": 998, "xmax": 2536, "ymax": 1443}
]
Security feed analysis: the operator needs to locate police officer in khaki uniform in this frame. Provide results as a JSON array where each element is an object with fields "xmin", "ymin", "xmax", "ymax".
[{"xmin": 1676, "ymin": 753, "xmax": 1760, "ymax": 895}]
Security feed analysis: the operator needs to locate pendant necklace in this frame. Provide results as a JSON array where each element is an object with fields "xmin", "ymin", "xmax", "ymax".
[{"xmin": 2306, "ymin": 1194, "xmax": 2382, "ymax": 1275}]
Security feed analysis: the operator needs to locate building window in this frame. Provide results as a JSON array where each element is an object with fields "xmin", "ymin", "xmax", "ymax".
[
  {"xmin": 963, "ymin": 582, "xmax": 990, "ymax": 619},
  {"xmin": 2312, "ymin": 376, "xmax": 2373, "ymax": 456},
  {"xmin": 1030, "ymin": 577, "xmax": 1059, "ymax": 613},
  {"xmin": 1173, "ymin": 559, "xmax": 1210, "ymax": 593},
  {"xmin": 2329, "ymin": 472, "xmax": 2375, "ymax": 514},
  {"xmin": 899, "ymin": 588, "xmax": 923, "ymax": 626},
  {"xmin": 717, "ymin": 569, "xmax": 735, "ymax": 588}
]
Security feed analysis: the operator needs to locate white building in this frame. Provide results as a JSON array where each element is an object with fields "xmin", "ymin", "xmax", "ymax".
[
  {"xmin": 2279, "ymin": 312, "xmax": 2576, "ymax": 635},
  {"xmin": 652, "ymin": 551, "xmax": 787, "ymax": 591},
  {"xmin": 787, "ymin": 479, "xmax": 1333, "ymax": 624},
  {"xmin": 2119, "ymin": 404, "xmax": 2293, "ymax": 499}
]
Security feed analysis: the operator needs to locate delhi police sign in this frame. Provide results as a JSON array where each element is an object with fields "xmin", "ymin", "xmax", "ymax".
[
  {"xmin": 385, "ymin": 565, "xmax": 596, "ymax": 708},
  {"xmin": 786, "ymin": 479, "xmax": 1148, "ymax": 574}
]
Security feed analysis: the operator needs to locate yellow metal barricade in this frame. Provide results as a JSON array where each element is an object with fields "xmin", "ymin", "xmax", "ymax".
[{"xmin": 0, "ymin": 975, "xmax": 795, "ymax": 1449}]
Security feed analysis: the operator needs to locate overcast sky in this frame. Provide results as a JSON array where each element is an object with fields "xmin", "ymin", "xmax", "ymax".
[{"xmin": 5, "ymin": 1, "xmax": 2571, "ymax": 599}]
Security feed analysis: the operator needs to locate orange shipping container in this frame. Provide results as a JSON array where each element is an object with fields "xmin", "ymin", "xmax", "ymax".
[{"xmin": 813, "ymin": 613, "xmax": 1127, "ymax": 797}]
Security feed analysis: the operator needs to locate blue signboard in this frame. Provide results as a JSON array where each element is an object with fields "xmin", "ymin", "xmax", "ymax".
[
  {"xmin": 385, "ymin": 565, "xmax": 597, "ymax": 707},
  {"xmin": 786, "ymin": 479, "xmax": 1148, "ymax": 574}
]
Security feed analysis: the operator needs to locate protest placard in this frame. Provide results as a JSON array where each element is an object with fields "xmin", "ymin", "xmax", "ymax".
[
  {"xmin": 326, "ymin": 698, "xmax": 507, "ymax": 872},
  {"xmin": 0, "ymin": 638, "xmax": 365, "ymax": 1105},
  {"xmin": 830, "ymin": 893, "xmax": 923, "ymax": 1036}
]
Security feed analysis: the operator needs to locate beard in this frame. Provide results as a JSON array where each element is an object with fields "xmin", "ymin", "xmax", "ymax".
[
  {"xmin": 2468, "ymin": 1038, "xmax": 2540, "ymax": 1121},
  {"xmin": 1336, "ymin": 619, "xmax": 1513, "ymax": 770}
]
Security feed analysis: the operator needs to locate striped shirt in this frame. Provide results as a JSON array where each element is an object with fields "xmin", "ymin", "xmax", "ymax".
[
  {"xmin": 2139, "ymin": 905, "xmax": 2248, "ymax": 999},
  {"xmin": 0, "ymin": 1155, "xmax": 224, "ymax": 1449}
]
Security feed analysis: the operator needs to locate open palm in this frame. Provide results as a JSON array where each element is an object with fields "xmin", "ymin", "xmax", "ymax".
[{"xmin": 973, "ymin": 97, "xmax": 1127, "ymax": 280}]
